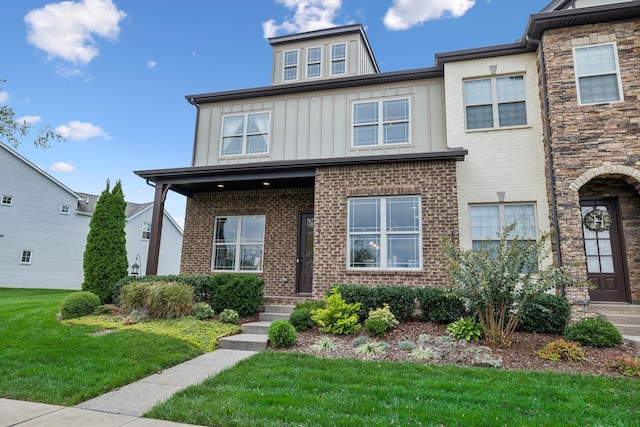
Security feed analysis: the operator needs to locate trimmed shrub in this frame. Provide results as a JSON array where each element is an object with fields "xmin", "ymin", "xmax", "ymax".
[
  {"xmin": 564, "ymin": 317, "xmax": 623, "ymax": 347},
  {"xmin": 192, "ymin": 302, "xmax": 215, "ymax": 320},
  {"xmin": 208, "ymin": 274, "xmax": 264, "ymax": 317},
  {"xmin": 517, "ymin": 293, "xmax": 571, "ymax": 334},
  {"xmin": 537, "ymin": 339, "xmax": 586, "ymax": 361},
  {"xmin": 268, "ymin": 320, "xmax": 297, "ymax": 348},
  {"xmin": 416, "ymin": 287, "xmax": 469, "ymax": 324},
  {"xmin": 364, "ymin": 304, "xmax": 399, "ymax": 337},
  {"xmin": 333, "ymin": 284, "xmax": 416, "ymax": 322},
  {"xmin": 289, "ymin": 308, "xmax": 315, "ymax": 331},
  {"xmin": 219, "ymin": 309, "xmax": 240, "ymax": 325},
  {"xmin": 311, "ymin": 290, "xmax": 361, "ymax": 335},
  {"xmin": 60, "ymin": 291, "xmax": 101, "ymax": 320}
]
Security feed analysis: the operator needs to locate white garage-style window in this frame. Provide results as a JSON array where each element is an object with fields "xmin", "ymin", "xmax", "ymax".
[
  {"xmin": 574, "ymin": 43, "xmax": 623, "ymax": 105},
  {"xmin": 221, "ymin": 112, "xmax": 270, "ymax": 156},
  {"xmin": 213, "ymin": 215, "xmax": 265, "ymax": 272},
  {"xmin": 464, "ymin": 75, "xmax": 527, "ymax": 130},
  {"xmin": 470, "ymin": 203, "xmax": 537, "ymax": 251},
  {"xmin": 352, "ymin": 98, "xmax": 410, "ymax": 147},
  {"xmin": 348, "ymin": 196, "xmax": 421, "ymax": 270}
]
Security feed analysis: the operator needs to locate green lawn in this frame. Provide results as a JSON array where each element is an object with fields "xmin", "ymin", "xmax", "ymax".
[
  {"xmin": 0, "ymin": 288, "xmax": 204, "ymax": 405},
  {"xmin": 147, "ymin": 352, "xmax": 640, "ymax": 427}
]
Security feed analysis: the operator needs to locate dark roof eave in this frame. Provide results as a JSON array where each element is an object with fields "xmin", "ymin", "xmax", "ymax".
[
  {"xmin": 435, "ymin": 42, "xmax": 528, "ymax": 65},
  {"xmin": 135, "ymin": 149, "xmax": 467, "ymax": 186},
  {"xmin": 185, "ymin": 67, "xmax": 442, "ymax": 105}
]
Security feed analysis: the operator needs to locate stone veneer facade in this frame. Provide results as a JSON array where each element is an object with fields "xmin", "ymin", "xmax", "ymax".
[
  {"xmin": 180, "ymin": 159, "xmax": 459, "ymax": 301},
  {"xmin": 542, "ymin": 19, "xmax": 640, "ymax": 304}
]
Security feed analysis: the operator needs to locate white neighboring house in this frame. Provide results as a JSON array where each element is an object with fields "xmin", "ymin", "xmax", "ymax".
[{"xmin": 0, "ymin": 142, "xmax": 183, "ymax": 289}]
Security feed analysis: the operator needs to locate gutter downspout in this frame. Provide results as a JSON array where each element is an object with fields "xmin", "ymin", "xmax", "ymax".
[{"xmin": 527, "ymin": 35, "xmax": 564, "ymax": 291}]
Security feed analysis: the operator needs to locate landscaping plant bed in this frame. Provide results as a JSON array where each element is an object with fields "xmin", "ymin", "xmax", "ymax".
[{"xmin": 276, "ymin": 321, "xmax": 640, "ymax": 377}]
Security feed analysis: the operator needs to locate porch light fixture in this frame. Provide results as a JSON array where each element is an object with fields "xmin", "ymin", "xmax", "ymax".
[
  {"xmin": 217, "ymin": 184, "xmax": 224, "ymax": 188},
  {"xmin": 130, "ymin": 253, "xmax": 141, "ymax": 276},
  {"xmin": 263, "ymin": 181, "xmax": 270, "ymax": 186}
]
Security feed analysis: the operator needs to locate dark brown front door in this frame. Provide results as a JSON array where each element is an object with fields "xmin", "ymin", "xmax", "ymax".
[
  {"xmin": 296, "ymin": 213, "xmax": 313, "ymax": 294},
  {"xmin": 580, "ymin": 198, "xmax": 630, "ymax": 302}
]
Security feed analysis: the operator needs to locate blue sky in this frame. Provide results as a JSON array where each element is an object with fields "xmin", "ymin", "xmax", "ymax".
[{"xmin": 2, "ymin": 0, "xmax": 550, "ymax": 227}]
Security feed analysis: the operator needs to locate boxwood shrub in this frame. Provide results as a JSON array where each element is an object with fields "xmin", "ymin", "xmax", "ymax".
[
  {"xmin": 517, "ymin": 293, "xmax": 571, "ymax": 334},
  {"xmin": 415, "ymin": 287, "xmax": 469, "ymax": 324},
  {"xmin": 333, "ymin": 284, "xmax": 417, "ymax": 322},
  {"xmin": 60, "ymin": 291, "xmax": 101, "ymax": 320},
  {"xmin": 564, "ymin": 317, "xmax": 623, "ymax": 347}
]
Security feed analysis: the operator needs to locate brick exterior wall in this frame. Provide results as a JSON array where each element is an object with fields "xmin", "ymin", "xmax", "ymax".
[
  {"xmin": 542, "ymin": 19, "xmax": 640, "ymax": 304},
  {"xmin": 313, "ymin": 160, "xmax": 459, "ymax": 298}
]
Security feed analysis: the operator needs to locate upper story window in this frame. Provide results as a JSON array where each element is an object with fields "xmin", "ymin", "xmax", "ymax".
[
  {"xmin": 348, "ymin": 196, "xmax": 421, "ymax": 270},
  {"xmin": 470, "ymin": 203, "xmax": 537, "ymax": 251},
  {"xmin": 331, "ymin": 43, "xmax": 346, "ymax": 75},
  {"xmin": 2, "ymin": 195, "xmax": 13, "ymax": 206},
  {"xmin": 352, "ymin": 98, "xmax": 410, "ymax": 147},
  {"xmin": 574, "ymin": 43, "xmax": 623, "ymax": 105},
  {"xmin": 142, "ymin": 222, "xmax": 151, "ymax": 240},
  {"xmin": 221, "ymin": 112, "xmax": 270, "ymax": 156},
  {"xmin": 306, "ymin": 46, "xmax": 322, "ymax": 78},
  {"xmin": 21, "ymin": 250, "xmax": 32, "ymax": 264},
  {"xmin": 283, "ymin": 50, "xmax": 298, "ymax": 81},
  {"xmin": 60, "ymin": 204, "xmax": 70, "ymax": 214},
  {"xmin": 464, "ymin": 75, "xmax": 527, "ymax": 130},
  {"xmin": 213, "ymin": 215, "xmax": 265, "ymax": 272}
]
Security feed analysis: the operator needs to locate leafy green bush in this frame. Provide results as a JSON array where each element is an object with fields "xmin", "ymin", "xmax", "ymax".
[
  {"xmin": 564, "ymin": 317, "xmax": 623, "ymax": 347},
  {"xmin": 364, "ymin": 304, "xmax": 399, "ymax": 337},
  {"xmin": 311, "ymin": 290, "xmax": 361, "ymax": 335},
  {"xmin": 219, "ymin": 309, "xmax": 240, "ymax": 325},
  {"xmin": 268, "ymin": 320, "xmax": 298, "ymax": 348},
  {"xmin": 415, "ymin": 287, "xmax": 469, "ymax": 324},
  {"xmin": 208, "ymin": 274, "xmax": 264, "ymax": 317},
  {"xmin": 334, "ymin": 284, "xmax": 416, "ymax": 322},
  {"xmin": 517, "ymin": 293, "xmax": 571, "ymax": 334},
  {"xmin": 606, "ymin": 353, "xmax": 640, "ymax": 377},
  {"xmin": 446, "ymin": 318, "xmax": 483, "ymax": 341},
  {"xmin": 537, "ymin": 339, "xmax": 586, "ymax": 361},
  {"xmin": 192, "ymin": 302, "xmax": 215, "ymax": 320},
  {"xmin": 119, "ymin": 281, "xmax": 194, "ymax": 319},
  {"xmin": 295, "ymin": 301, "xmax": 325, "ymax": 311},
  {"xmin": 60, "ymin": 291, "xmax": 101, "ymax": 320},
  {"xmin": 289, "ymin": 308, "xmax": 315, "ymax": 331}
]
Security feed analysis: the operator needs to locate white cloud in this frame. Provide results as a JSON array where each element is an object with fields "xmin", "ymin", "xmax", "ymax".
[
  {"xmin": 24, "ymin": 0, "xmax": 127, "ymax": 65},
  {"xmin": 50, "ymin": 162, "xmax": 76, "ymax": 172},
  {"xmin": 55, "ymin": 121, "xmax": 110, "ymax": 140},
  {"xmin": 262, "ymin": 0, "xmax": 342, "ymax": 38},
  {"xmin": 147, "ymin": 59, "xmax": 157, "ymax": 69},
  {"xmin": 56, "ymin": 65, "xmax": 86, "ymax": 78},
  {"xmin": 383, "ymin": 0, "xmax": 476, "ymax": 31},
  {"xmin": 0, "ymin": 91, "xmax": 9, "ymax": 104},
  {"xmin": 16, "ymin": 115, "xmax": 41, "ymax": 124}
]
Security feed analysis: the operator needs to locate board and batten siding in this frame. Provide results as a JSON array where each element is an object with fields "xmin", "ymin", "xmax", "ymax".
[{"xmin": 193, "ymin": 79, "xmax": 446, "ymax": 166}]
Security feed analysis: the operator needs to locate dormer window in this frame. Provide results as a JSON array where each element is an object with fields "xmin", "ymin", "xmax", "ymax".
[
  {"xmin": 306, "ymin": 47, "xmax": 322, "ymax": 78},
  {"xmin": 331, "ymin": 43, "xmax": 346, "ymax": 75},
  {"xmin": 283, "ymin": 50, "xmax": 298, "ymax": 81}
]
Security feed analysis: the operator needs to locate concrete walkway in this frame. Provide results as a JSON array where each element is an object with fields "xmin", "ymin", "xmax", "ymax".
[{"xmin": 1, "ymin": 349, "xmax": 257, "ymax": 427}]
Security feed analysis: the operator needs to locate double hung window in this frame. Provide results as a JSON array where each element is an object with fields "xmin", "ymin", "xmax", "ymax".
[
  {"xmin": 464, "ymin": 75, "xmax": 527, "ymax": 129},
  {"xmin": 353, "ymin": 98, "xmax": 410, "ymax": 147},
  {"xmin": 331, "ymin": 43, "xmax": 346, "ymax": 75},
  {"xmin": 142, "ymin": 222, "xmax": 151, "ymax": 240},
  {"xmin": 470, "ymin": 204, "xmax": 537, "ymax": 251},
  {"xmin": 21, "ymin": 250, "xmax": 32, "ymax": 264},
  {"xmin": 574, "ymin": 43, "xmax": 623, "ymax": 104},
  {"xmin": 283, "ymin": 50, "xmax": 298, "ymax": 81},
  {"xmin": 307, "ymin": 47, "xmax": 321, "ymax": 78},
  {"xmin": 221, "ymin": 112, "xmax": 270, "ymax": 156},
  {"xmin": 348, "ymin": 196, "xmax": 421, "ymax": 270},
  {"xmin": 213, "ymin": 216, "xmax": 265, "ymax": 272}
]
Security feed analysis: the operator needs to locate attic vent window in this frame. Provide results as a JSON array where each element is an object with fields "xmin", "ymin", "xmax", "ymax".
[
  {"xmin": 60, "ymin": 204, "xmax": 71, "ymax": 215},
  {"xmin": 1, "ymin": 195, "xmax": 13, "ymax": 206}
]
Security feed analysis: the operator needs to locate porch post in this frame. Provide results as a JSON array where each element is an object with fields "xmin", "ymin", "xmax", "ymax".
[{"xmin": 146, "ymin": 182, "xmax": 172, "ymax": 275}]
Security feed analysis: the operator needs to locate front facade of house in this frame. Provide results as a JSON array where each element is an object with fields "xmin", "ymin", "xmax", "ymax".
[{"xmin": 0, "ymin": 142, "xmax": 183, "ymax": 289}]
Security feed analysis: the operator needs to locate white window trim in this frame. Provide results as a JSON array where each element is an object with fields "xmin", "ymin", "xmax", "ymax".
[
  {"xmin": 464, "ymin": 74, "xmax": 528, "ymax": 131},
  {"xmin": 347, "ymin": 196, "xmax": 422, "ymax": 271},
  {"xmin": 469, "ymin": 203, "xmax": 538, "ymax": 248},
  {"xmin": 142, "ymin": 222, "xmax": 151, "ymax": 240},
  {"xmin": 60, "ymin": 204, "xmax": 71, "ymax": 215},
  {"xmin": 212, "ymin": 215, "xmax": 265, "ymax": 272},
  {"xmin": 330, "ymin": 42, "xmax": 347, "ymax": 76},
  {"xmin": 1, "ymin": 195, "xmax": 13, "ymax": 206},
  {"xmin": 306, "ymin": 46, "xmax": 322, "ymax": 79},
  {"xmin": 283, "ymin": 49, "xmax": 299, "ymax": 82},
  {"xmin": 220, "ymin": 111, "xmax": 271, "ymax": 157},
  {"xmin": 20, "ymin": 250, "xmax": 32, "ymax": 265},
  {"xmin": 351, "ymin": 97, "xmax": 411, "ymax": 147},
  {"xmin": 573, "ymin": 42, "xmax": 624, "ymax": 106}
]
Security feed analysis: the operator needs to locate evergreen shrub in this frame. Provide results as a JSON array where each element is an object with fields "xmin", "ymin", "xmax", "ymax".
[
  {"xmin": 289, "ymin": 308, "xmax": 315, "ymax": 331},
  {"xmin": 517, "ymin": 293, "xmax": 571, "ymax": 334},
  {"xmin": 415, "ymin": 287, "xmax": 469, "ymax": 324},
  {"xmin": 60, "ymin": 291, "xmax": 101, "ymax": 320},
  {"xmin": 268, "ymin": 320, "xmax": 297, "ymax": 348},
  {"xmin": 564, "ymin": 317, "xmax": 623, "ymax": 347},
  {"xmin": 334, "ymin": 284, "xmax": 416, "ymax": 322}
]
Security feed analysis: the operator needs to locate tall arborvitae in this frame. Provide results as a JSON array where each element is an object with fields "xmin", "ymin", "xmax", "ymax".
[{"xmin": 82, "ymin": 179, "xmax": 128, "ymax": 303}]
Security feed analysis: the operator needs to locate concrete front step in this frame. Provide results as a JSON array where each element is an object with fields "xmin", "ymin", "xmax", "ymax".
[
  {"xmin": 587, "ymin": 303, "xmax": 640, "ymax": 316},
  {"xmin": 614, "ymin": 325, "xmax": 640, "ymax": 336},
  {"xmin": 263, "ymin": 304, "xmax": 295, "ymax": 314},
  {"xmin": 218, "ymin": 334, "xmax": 268, "ymax": 351},
  {"xmin": 600, "ymin": 313, "xmax": 640, "ymax": 326},
  {"xmin": 623, "ymin": 336, "xmax": 640, "ymax": 349},
  {"xmin": 259, "ymin": 312, "xmax": 291, "ymax": 321},
  {"xmin": 241, "ymin": 321, "xmax": 273, "ymax": 335}
]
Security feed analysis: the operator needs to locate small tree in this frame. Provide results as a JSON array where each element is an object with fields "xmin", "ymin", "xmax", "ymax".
[
  {"xmin": 82, "ymin": 180, "xmax": 128, "ymax": 303},
  {"xmin": 442, "ymin": 225, "xmax": 555, "ymax": 347}
]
